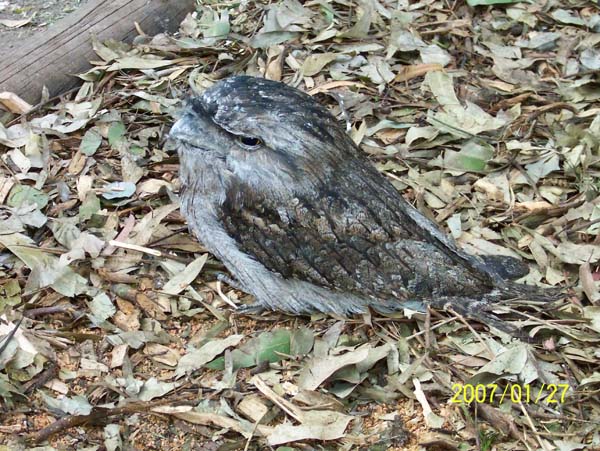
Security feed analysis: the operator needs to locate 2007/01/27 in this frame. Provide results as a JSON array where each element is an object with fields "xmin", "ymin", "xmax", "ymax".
[{"xmin": 451, "ymin": 383, "xmax": 570, "ymax": 405}]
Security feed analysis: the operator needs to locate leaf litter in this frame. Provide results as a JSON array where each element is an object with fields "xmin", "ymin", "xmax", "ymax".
[{"xmin": 1, "ymin": 0, "xmax": 600, "ymax": 450}]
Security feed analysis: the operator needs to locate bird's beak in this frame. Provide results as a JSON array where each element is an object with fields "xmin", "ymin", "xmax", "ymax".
[
  {"xmin": 164, "ymin": 114, "xmax": 196, "ymax": 155},
  {"xmin": 168, "ymin": 115, "xmax": 188, "ymax": 142},
  {"xmin": 168, "ymin": 111, "xmax": 199, "ymax": 145},
  {"xmin": 168, "ymin": 98, "xmax": 213, "ymax": 151},
  {"xmin": 168, "ymin": 109, "xmax": 215, "ymax": 154}
]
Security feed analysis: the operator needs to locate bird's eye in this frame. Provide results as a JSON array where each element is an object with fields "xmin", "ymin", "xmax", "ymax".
[{"xmin": 239, "ymin": 136, "xmax": 262, "ymax": 148}]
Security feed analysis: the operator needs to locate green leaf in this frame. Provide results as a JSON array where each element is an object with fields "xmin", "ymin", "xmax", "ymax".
[
  {"xmin": 41, "ymin": 392, "xmax": 93, "ymax": 415},
  {"xmin": 129, "ymin": 145, "xmax": 145, "ymax": 157},
  {"xmin": 525, "ymin": 154, "xmax": 560, "ymax": 184},
  {"xmin": 7, "ymin": 185, "xmax": 49, "ymax": 209},
  {"xmin": 80, "ymin": 127, "xmax": 102, "ymax": 156},
  {"xmin": 443, "ymin": 140, "xmax": 494, "ymax": 172},
  {"xmin": 320, "ymin": 4, "xmax": 334, "ymax": 23},
  {"xmin": 201, "ymin": 10, "xmax": 230, "ymax": 41},
  {"xmin": 0, "ymin": 279, "xmax": 21, "ymax": 309},
  {"xmin": 87, "ymin": 292, "xmax": 116, "ymax": 324},
  {"xmin": 101, "ymin": 181, "xmax": 136, "ymax": 200},
  {"xmin": 79, "ymin": 192, "xmax": 101, "ymax": 221},
  {"xmin": 338, "ymin": 0, "xmax": 373, "ymax": 39},
  {"xmin": 0, "ymin": 372, "xmax": 21, "ymax": 406},
  {"xmin": 107, "ymin": 121, "xmax": 126, "ymax": 147},
  {"xmin": 290, "ymin": 327, "xmax": 315, "ymax": 355},
  {"xmin": 207, "ymin": 329, "xmax": 302, "ymax": 370},
  {"xmin": 250, "ymin": 31, "xmax": 299, "ymax": 49},
  {"xmin": 0, "ymin": 231, "xmax": 88, "ymax": 297},
  {"xmin": 302, "ymin": 53, "xmax": 340, "ymax": 77},
  {"xmin": 176, "ymin": 335, "xmax": 244, "ymax": 377},
  {"xmin": 255, "ymin": 329, "xmax": 291, "ymax": 363}
]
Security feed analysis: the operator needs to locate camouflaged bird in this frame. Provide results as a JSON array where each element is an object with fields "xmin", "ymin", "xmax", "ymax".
[{"xmin": 170, "ymin": 75, "xmax": 553, "ymax": 318}]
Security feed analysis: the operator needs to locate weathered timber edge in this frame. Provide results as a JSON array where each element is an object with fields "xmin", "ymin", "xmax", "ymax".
[{"xmin": 0, "ymin": 0, "xmax": 195, "ymax": 104}]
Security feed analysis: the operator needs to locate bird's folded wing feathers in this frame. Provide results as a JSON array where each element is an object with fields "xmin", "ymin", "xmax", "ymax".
[{"xmin": 220, "ymin": 163, "xmax": 496, "ymax": 302}]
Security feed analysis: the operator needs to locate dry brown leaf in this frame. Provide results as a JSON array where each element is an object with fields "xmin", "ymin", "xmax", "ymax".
[{"xmin": 394, "ymin": 63, "xmax": 442, "ymax": 82}]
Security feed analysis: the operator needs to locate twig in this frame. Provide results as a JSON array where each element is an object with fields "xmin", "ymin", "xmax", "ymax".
[
  {"xmin": 512, "ymin": 161, "xmax": 543, "ymax": 200},
  {"xmin": 92, "ymin": 70, "xmax": 118, "ymax": 97},
  {"xmin": 447, "ymin": 307, "xmax": 494, "ymax": 358},
  {"xmin": 404, "ymin": 316, "xmax": 456, "ymax": 340},
  {"xmin": 552, "ymin": 217, "xmax": 600, "ymax": 238},
  {"xmin": 22, "ymin": 363, "xmax": 58, "ymax": 394},
  {"xmin": 28, "ymin": 394, "xmax": 197, "ymax": 444},
  {"xmin": 23, "ymin": 306, "xmax": 73, "ymax": 318},
  {"xmin": 147, "ymin": 227, "xmax": 189, "ymax": 246},
  {"xmin": 7, "ymin": 87, "xmax": 80, "ymax": 127},
  {"xmin": 513, "ymin": 197, "xmax": 585, "ymax": 224},
  {"xmin": 0, "ymin": 316, "xmax": 23, "ymax": 357},
  {"xmin": 519, "ymin": 402, "xmax": 551, "ymax": 451},
  {"xmin": 243, "ymin": 412, "xmax": 267, "ymax": 451}
]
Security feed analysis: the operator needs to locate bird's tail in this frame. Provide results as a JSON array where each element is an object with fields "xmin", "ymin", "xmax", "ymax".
[
  {"xmin": 498, "ymin": 282, "xmax": 563, "ymax": 304},
  {"xmin": 421, "ymin": 284, "xmax": 562, "ymax": 337}
]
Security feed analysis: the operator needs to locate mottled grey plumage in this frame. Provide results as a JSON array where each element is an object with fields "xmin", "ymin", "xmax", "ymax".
[{"xmin": 170, "ymin": 76, "xmax": 552, "ymax": 317}]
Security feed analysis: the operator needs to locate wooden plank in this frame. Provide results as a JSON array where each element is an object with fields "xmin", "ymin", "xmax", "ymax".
[{"xmin": 0, "ymin": 0, "xmax": 195, "ymax": 104}]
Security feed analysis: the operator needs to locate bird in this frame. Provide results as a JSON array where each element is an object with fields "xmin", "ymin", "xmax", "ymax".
[{"xmin": 169, "ymin": 75, "xmax": 555, "ymax": 321}]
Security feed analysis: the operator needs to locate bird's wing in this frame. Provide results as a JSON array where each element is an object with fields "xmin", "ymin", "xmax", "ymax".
[{"xmin": 220, "ymin": 161, "xmax": 496, "ymax": 302}]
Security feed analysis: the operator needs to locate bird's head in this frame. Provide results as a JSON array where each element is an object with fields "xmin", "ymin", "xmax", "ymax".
[{"xmin": 170, "ymin": 76, "xmax": 359, "ymax": 198}]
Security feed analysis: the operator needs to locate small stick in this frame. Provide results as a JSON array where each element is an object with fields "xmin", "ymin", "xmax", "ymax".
[
  {"xmin": 107, "ymin": 239, "xmax": 162, "ymax": 256},
  {"xmin": 447, "ymin": 307, "xmax": 494, "ymax": 358},
  {"xmin": 28, "ymin": 395, "xmax": 196, "ymax": 444}
]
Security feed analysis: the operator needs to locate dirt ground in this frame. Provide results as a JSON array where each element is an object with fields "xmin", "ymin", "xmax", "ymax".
[{"xmin": 0, "ymin": 0, "xmax": 87, "ymax": 45}]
